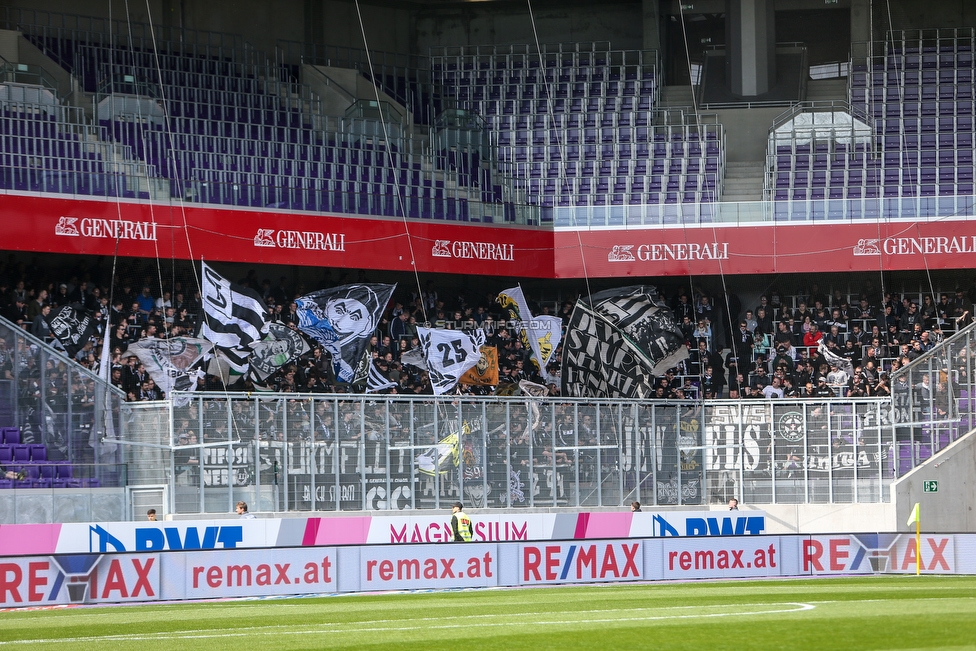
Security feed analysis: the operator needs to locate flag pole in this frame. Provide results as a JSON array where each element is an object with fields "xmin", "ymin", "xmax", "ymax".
[{"xmin": 915, "ymin": 507, "xmax": 921, "ymax": 576}]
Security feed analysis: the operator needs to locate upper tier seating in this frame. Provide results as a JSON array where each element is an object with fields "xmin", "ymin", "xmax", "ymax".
[
  {"xmin": 766, "ymin": 30, "xmax": 976, "ymax": 217},
  {"xmin": 432, "ymin": 45, "xmax": 726, "ymax": 225},
  {"xmin": 14, "ymin": 19, "xmax": 725, "ymax": 226}
]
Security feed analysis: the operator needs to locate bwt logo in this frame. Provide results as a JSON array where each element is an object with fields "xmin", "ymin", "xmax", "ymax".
[
  {"xmin": 523, "ymin": 543, "xmax": 641, "ymax": 582},
  {"xmin": 89, "ymin": 525, "xmax": 244, "ymax": 552},
  {"xmin": 651, "ymin": 514, "xmax": 765, "ymax": 537}
]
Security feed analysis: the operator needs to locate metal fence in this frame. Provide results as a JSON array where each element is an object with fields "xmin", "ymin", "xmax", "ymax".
[
  {"xmin": 158, "ymin": 392, "xmax": 894, "ymax": 514},
  {"xmin": 890, "ymin": 319, "xmax": 976, "ymax": 473},
  {"xmin": 0, "ymin": 317, "xmax": 124, "ymax": 486}
]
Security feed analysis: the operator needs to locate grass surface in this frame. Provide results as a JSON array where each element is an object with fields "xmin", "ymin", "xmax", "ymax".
[{"xmin": 1, "ymin": 576, "xmax": 974, "ymax": 650}]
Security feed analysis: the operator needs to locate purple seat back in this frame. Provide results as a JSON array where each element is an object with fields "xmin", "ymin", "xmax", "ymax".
[
  {"xmin": 12, "ymin": 445, "xmax": 29, "ymax": 463},
  {"xmin": 29, "ymin": 445, "xmax": 46, "ymax": 462},
  {"xmin": 57, "ymin": 463, "xmax": 73, "ymax": 479},
  {"xmin": 0, "ymin": 446, "xmax": 11, "ymax": 464},
  {"xmin": 2, "ymin": 428, "xmax": 19, "ymax": 445}
]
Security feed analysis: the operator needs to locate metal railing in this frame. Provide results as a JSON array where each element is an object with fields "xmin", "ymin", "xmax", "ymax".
[
  {"xmin": 889, "ymin": 319, "xmax": 976, "ymax": 472},
  {"xmin": 152, "ymin": 392, "xmax": 893, "ymax": 515},
  {"xmin": 0, "ymin": 317, "xmax": 124, "ymax": 479}
]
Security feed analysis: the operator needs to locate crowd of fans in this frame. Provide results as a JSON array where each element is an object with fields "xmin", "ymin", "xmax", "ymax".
[{"xmin": 1, "ymin": 268, "xmax": 973, "ymax": 403}]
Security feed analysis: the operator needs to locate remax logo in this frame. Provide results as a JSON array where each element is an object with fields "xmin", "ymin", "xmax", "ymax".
[
  {"xmin": 89, "ymin": 525, "xmax": 244, "ymax": 552},
  {"xmin": 804, "ymin": 534, "xmax": 953, "ymax": 574},
  {"xmin": 0, "ymin": 555, "xmax": 158, "ymax": 606},
  {"xmin": 522, "ymin": 542, "xmax": 642, "ymax": 583}
]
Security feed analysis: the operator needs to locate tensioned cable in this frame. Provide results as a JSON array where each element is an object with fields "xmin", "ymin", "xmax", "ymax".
[
  {"xmin": 353, "ymin": 0, "xmax": 428, "ymax": 325},
  {"xmin": 525, "ymin": 0, "xmax": 594, "ymax": 307},
  {"xmin": 141, "ymin": 0, "xmax": 256, "ymax": 447},
  {"xmin": 677, "ymin": 3, "xmax": 736, "ymax": 400},
  {"xmin": 883, "ymin": 0, "xmax": 937, "ymax": 312}
]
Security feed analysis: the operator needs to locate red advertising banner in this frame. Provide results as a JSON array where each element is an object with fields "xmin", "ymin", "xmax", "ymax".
[
  {"xmin": 554, "ymin": 218, "xmax": 976, "ymax": 278},
  {"xmin": 0, "ymin": 195, "xmax": 553, "ymax": 278},
  {"xmin": 7, "ymin": 194, "xmax": 976, "ymax": 278}
]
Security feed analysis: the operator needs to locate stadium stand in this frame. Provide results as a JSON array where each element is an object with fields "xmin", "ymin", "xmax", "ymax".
[{"xmin": 766, "ymin": 28, "xmax": 976, "ymax": 220}]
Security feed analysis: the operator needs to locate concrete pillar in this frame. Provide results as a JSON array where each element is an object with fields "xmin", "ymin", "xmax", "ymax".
[
  {"xmin": 642, "ymin": 0, "xmax": 661, "ymax": 53},
  {"xmin": 725, "ymin": 0, "xmax": 775, "ymax": 97},
  {"xmin": 850, "ymin": 0, "xmax": 871, "ymax": 45}
]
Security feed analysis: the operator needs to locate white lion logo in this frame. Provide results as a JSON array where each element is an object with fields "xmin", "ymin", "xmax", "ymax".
[
  {"xmin": 431, "ymin": 240, "xmax": 452, "ymax": 257},
  {"xmin": 55, "ymin": 216, "xmax": 79, "ymax": 236},
  {"xmin": 853, "ymin": 239, "xmax": 881, "ymax": 256},
  {"xmin": 253, "ymin": 229, "xmax": 275, "ymax": 247},
  {"xmin": 607, "ymin": 244, "xmax": 635, "ymax": 262}
]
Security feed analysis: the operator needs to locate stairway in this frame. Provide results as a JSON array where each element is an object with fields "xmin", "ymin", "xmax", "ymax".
[{"xmin": 720, "ymin": 161, "xmax": 766, "ymax": 203}]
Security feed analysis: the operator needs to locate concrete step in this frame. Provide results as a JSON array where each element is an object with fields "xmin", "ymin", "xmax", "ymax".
[{"xmin": 721, "ymin": 161, "xmax": 765, "ymax": 202}]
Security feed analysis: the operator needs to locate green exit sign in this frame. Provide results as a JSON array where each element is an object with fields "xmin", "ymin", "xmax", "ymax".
[{"xmin": 923, "ymin": 480, "xmax": 939, "ymax": 493}]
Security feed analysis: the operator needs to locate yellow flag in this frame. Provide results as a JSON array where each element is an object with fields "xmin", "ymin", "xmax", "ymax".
[{"xmin": 906, "ymin": 502, "xmax": 920, "ymax": 527}]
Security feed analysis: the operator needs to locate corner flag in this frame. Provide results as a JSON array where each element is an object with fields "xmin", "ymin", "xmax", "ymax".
[
  {"xmin": 906, "ymin": 502, "xmax": 919, "ymax": 527},
  {"xmin": 907, "ymin": 502, "xmax": 921, "ymax": 576}
]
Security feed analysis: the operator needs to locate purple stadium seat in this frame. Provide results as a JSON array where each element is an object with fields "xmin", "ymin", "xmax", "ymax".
[
  {"xmin": 56, "ymin": 463, "xmax": 73, "ymax": 479},
  {"xmin": 2, "ymin": 428, "xmax": 19, "ymax": 445},
  {"xmin": 0, "ymin": 447, "xmax": 11, "ymax": 464},
  {"xmin": 29, "ymin": 445, "xmax": 46, "ymax": 462},
  {"xmin": 12, "ymin": 445, "xmax": 29, "ymax": 464}
]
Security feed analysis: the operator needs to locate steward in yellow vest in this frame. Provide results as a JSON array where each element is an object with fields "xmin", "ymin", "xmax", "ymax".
[{"xmin": 451, "ymin": 502, "xmax": 473, "ymax": 541}]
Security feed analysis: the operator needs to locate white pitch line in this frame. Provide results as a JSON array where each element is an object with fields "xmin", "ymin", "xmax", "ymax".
[{"xmin": 0, "ymin": 603, "xmax": 815, "ymax": 646}]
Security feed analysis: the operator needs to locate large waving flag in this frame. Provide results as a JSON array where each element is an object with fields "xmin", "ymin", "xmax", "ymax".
[
  {"xmin": 497, "ymin": 286, "xmax": 562, "ymax": 379},
  {"xmin": 295, "ymin": 283, "xmax": 395, "ymax": 383},
  {"xmin": 46, "ymin": 305, "xmax": 98, "ymax": 357},
  {"xmin": 127, "ymin": 337, "xmax": 208, "ymax": 396},
  {"xmin": 200, "ymin": 262, "xmax": 270, "ymax": 350},
  {"xmin": 459, "ymin": 345, "xmax": 499, "ymax": 386},
  {"xmin": 249, "ymin": 323, "xmax": 310, "ymax": 381},
  {"xmin": 417, "ymin": 327, "xmax": 486, "ymax": 395},
  {"xmin": 561, "ymin": 285, "xmax": 687, "ymax": 399}
]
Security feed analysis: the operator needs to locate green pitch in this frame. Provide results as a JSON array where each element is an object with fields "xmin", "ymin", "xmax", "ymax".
[{"xmin": 1, "ymin": 576, "xmax": 974, "ymax": 650}]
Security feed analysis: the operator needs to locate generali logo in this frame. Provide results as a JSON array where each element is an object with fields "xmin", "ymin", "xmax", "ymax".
[
  {"xmin": 55, "ymin": 216, "xmax": 157, "ymax": 240},
  {"xmin": 607, "ymin": 245, "xmax": 635, "ymax": 262},
  {"xmin": 253, "ymin": 228, "xmax": 345, "ymax": 251},
  {"xmin": 607, "ymin": 242, "xmax": 729, "ymax": 262},
  {"xmin": 431, "ymin": 239, "xmax": 514, "ymax": 261},
  {"xmin": 854, "ymin": 236, "xmax": 976, "ymax": 256}
]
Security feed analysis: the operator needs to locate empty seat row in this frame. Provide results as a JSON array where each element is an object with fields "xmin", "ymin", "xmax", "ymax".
[{"xmin": 0, "ymin": 444, "xmax": 47, "ymax": 463}]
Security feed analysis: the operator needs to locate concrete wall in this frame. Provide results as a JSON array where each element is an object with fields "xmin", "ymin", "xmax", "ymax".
[
  {"xmin": 0, "ymin": 488, "xmax": 125, "ymax": 523},
  {"xmin": 753, "ymin": 502, "xmax": 896, "ymax": 533},
  {"xmin": 413, "ymin": 1, "xmax": 644, "ymax": 53},
  {"xmin": 893, "ymin": 429, "xmax": 976, "ymax": 533}
]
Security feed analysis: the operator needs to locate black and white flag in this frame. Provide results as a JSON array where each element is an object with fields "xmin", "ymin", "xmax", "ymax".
[
  {"xmin": 366, "ymin": 359, "xmax": 396, "ymax": 393},
  {"xmin": 561, "ymin": 285, "xmax": 688, "ymax": 399},
  {"xmin": 46, "ymin": 305, "xmax": 98, "ymax": 357},
  {"xmin": 127, "ymin": 337, "xmax": 209, "ymax": 396},
  {"xmin": 295, "ymin": 283, "xmax": 395, "ymax": 383},
  {"xmin": 249, "ymin": 323, "xmax": 310, "ymax": 381},
  {"xmin": 417, "ymin": 327, "xmax": 486, "ymax": 395},
  {"xmin": 200, "ymin": 261, "xmax": 269, "ymax": 350}
]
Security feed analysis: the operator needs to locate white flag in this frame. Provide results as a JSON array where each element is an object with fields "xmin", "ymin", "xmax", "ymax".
[
  {"xmin": 200, "ymin": 261, "xmax": 269, "ymax": 349},
  {"xmin": 498, "ymin": 286, "xmax": 561, "ymax": 378},
  {"xmin": 417, "ymin": 327, "xmax": 486, "ymax": 395}
]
